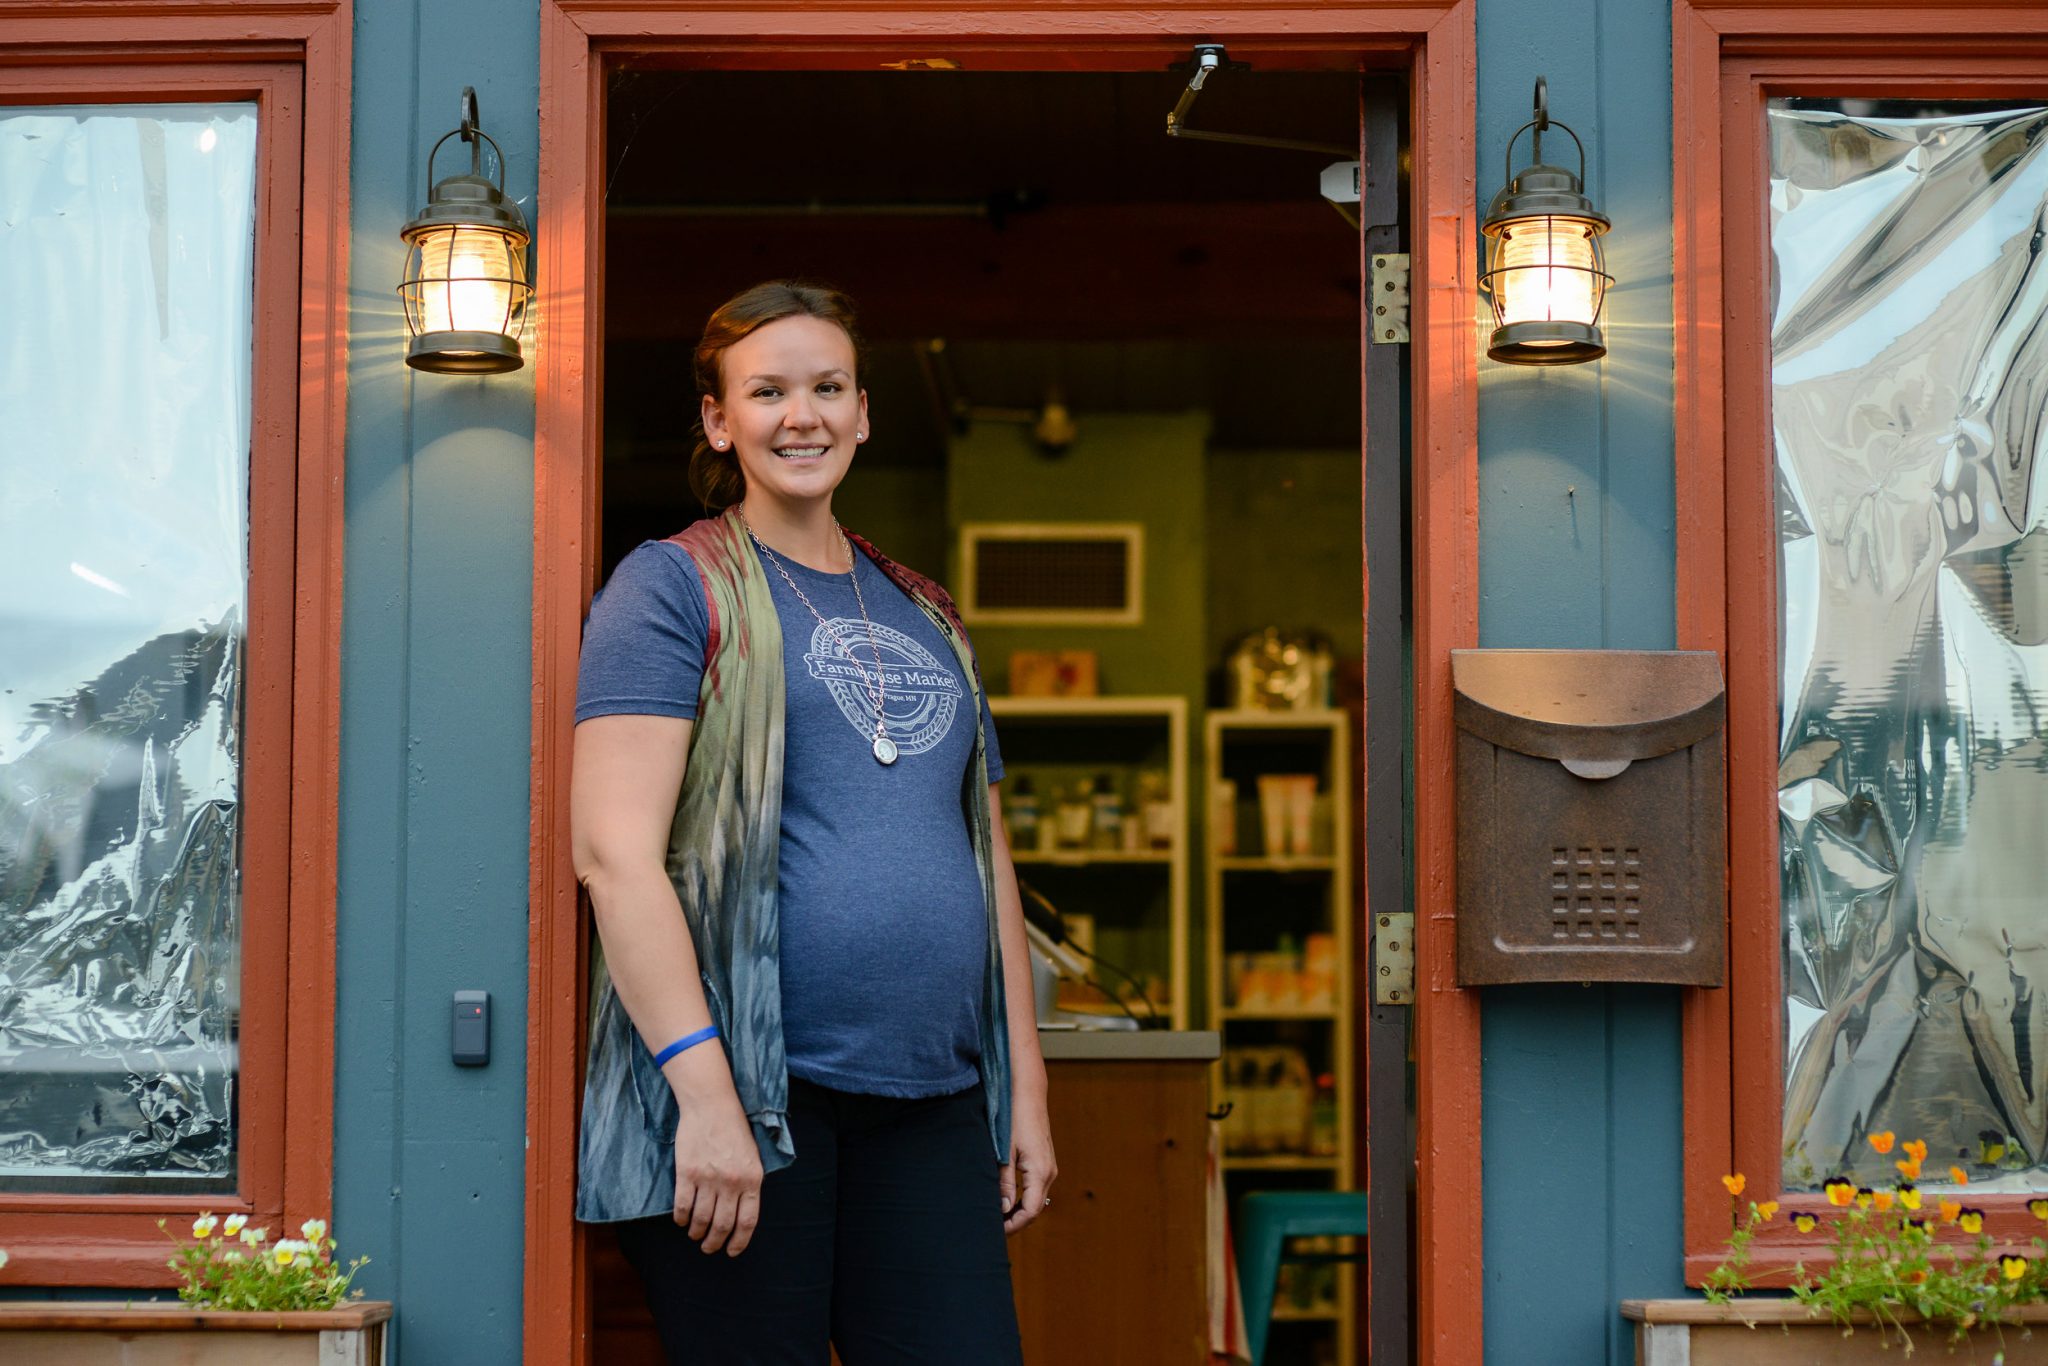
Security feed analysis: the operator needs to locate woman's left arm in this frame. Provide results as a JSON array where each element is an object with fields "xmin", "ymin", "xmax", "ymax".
[{"xmin": 989, "ymin": 782, "xmax": 1057, "ymax": 1235}]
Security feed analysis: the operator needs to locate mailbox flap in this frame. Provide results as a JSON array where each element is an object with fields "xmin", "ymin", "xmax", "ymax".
[{"xmin": 1451, "ymin": 649, "xmax": 1724, "ymax": 766}]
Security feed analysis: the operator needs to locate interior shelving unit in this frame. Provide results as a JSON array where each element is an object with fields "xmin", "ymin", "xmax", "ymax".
[
  {"xmin": 988, "ymin": 695, "xmax": 1189, "ymax": 1029},
  {"xmin": 1204, "ymin": 708, "xmax": 1355, "ymax": 1363}
]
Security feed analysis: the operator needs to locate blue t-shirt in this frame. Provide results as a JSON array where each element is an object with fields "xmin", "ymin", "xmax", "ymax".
[{"xmin": 575, "ymin": 538, "xmax": 1005, "ymax": 1099}]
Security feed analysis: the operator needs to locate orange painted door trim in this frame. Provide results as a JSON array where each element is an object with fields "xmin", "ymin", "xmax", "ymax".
[
  {"xmin": 529, "ymin": 6, "xmax": 1477, "ymax": 1364},
  {"xmin": 0, "ymin": 2, "xmax": 350, "ymax": 1290},
  {"xmin": 1673, "ymin": 0, "xmax": 2048, "ymax": 1284}
]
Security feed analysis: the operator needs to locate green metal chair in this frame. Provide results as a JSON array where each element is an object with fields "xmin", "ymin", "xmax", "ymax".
[{"xmin": 1235, "ymin": 1190, "xmax": 1370, "ymax": 1365}]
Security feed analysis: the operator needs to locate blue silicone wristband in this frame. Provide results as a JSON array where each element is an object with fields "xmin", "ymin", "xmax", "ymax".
[{"xmin": 652, "ymin": 1024, "xmax": 720, "ymax": 1068}]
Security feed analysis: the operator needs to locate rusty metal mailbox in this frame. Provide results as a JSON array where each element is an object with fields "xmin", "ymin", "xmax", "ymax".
[{"xmin": 1452, "ymin": 649, "xmax": 1725, "ymax": 987}]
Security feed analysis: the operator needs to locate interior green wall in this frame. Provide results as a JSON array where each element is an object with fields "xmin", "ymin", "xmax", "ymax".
[
  {"xmin": 1206, "ymin": 447, "xmax": 1365, "ymax": 665},
  {"xmin": 1476, "ymin": 0, "xmax": 1686, "ymax": 1361},
  {"xmin": 946, "ymin": 412, "xmax": 1211, "ymax": 699}
]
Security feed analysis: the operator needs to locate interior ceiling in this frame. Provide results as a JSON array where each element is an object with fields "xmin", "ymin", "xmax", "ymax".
[{"xmin": 601, "ymin": 68, "xmax": 1374, "ymax": 474}]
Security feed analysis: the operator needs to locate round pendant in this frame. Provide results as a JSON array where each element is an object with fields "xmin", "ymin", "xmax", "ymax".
[{"xmin": 873, "ymin": 734, "xmax": 899, "ymax": 765}]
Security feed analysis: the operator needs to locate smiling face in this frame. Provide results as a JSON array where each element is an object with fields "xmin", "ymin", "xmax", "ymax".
[{"xmin": 700, "ymin": 313, "xmax": 869, "ymax": 515}]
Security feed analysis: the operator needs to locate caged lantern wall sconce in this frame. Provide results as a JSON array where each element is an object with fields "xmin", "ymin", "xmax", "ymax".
[
  {"xmin": 398, "ymin": 88, "xmax": 533, "ymax": 374},
  {"xmin": 1480, "ymin": 77, "xmax": 1612, "ymax": 365}
]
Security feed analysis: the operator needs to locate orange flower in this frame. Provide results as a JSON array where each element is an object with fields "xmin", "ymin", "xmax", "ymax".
[
  {"xmin": 1721, "ymin": 1173, "xmax": 1746, "ymax": 1197},
  {"xmin": 1951, "ymin": 1166, "xmax": 1971, "ymax": 1186},
  {"xmin": 1825, "ymin": 1178, "xmax": 1857, "ymax": 1208},
  {"xmin": 1756, "ymin": 1201, "xmax": 1779, "ymax": 1222},
  {"xmin": 2004, "ymin": 1255, "xmax": 2030, "ymax": 1282},
  {"xmin": 1869, "ymin": 1131, "xmax": 1896, "ymax": 1155},
  {"xmin": 1904, "ymin": 1139, "xmax": 1929, "ymax": 1164},
  {"xmin": 1873, "ymin": 1190, "xmax": 1894, "ymax": 1213},
  {"xmin": 1895, "ymin": 1158, "xmax": 1922, "ymax": 1181},
  {"xmin": 1793, "ymin": 1212, "xmax": 1819, "ymax": 1233},
  {"xmin": 1904, "ymin": 1268, "xmax": 1929, "ymax": 1284},
  {"xmin": 1939, "ymin": 1199, "xmax": 1963, "ymax": 1224}
]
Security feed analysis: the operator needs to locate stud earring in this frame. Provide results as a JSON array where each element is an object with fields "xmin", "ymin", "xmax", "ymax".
[
  {"xmin": 715, "ymin": 439, "xmax": 728, "ymax": 449},
  {"xmin": 857, "ymin": 431, "xmax": 866, "ymax": 441}
]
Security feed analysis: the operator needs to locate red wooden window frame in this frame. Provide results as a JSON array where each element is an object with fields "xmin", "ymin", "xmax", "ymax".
[
  {"xmin": 528, "ymin": 4, "xmax": 1480, "ymax": 1364},
  {"xmin": 0, "ymin": 3, "xmax": 348, "ymax": 1287},
  {"xmin": 1674, "ymin": 0, "xmax": 2048, "ymax": 1282}
]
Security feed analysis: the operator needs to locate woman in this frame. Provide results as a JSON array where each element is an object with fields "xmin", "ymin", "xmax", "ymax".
[{"xmin": 569, "ymin": 280, "xmax": 1055, "ymax": 1365}]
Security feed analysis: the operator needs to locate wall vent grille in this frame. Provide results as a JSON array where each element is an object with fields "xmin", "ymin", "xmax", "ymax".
[{"xmin": 959, "ymin": 523, "xmax": 1143, "ymax": 625}]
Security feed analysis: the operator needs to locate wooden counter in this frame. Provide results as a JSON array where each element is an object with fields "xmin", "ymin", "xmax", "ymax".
[{"xmin": 1012, "ymin": 1029, "xmax": 1221, "ymax": 1365}]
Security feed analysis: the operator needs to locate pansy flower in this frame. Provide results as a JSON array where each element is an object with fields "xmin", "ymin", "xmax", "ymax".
[
  {"xmin": 2004, "ymin": 1254, "xmax": 2030, "ymax": 1282},
  {"xmin": 1855, "ymin": 1186, "xmax": 1876, "ymax": 1210},
  {"xmin": 1895, "ymin": 1158, "xmax": 1922, "ymax": 1180},
  {"xmin": 1721, "ymin": 1173, "xmax": 1746, "ymax": 1197},
  {"xmin": 1980, "ymin": 1131, "xmax": 2008, "ymax": 1165},
  {"xmin": 1868, "ymin": 1131, "xmax": 1896, "ymax": 1155},
  {"xmin": 1824, "ymin": 1177, "xmax": 1857, "ymax": 1208},
  {"xmin": 1903, "ymin": 1139, "xmax": 1929, "ymax": 1164},
  {"xmin": 1958, "ymin": 1207, "xmax": 1985, "ymax": 1234},
  {"xmin": 1939, "ymin": 1199, "xmax": 1963, "ymax": 1224},
  {"xmin": 1872, "ymin": 1190, "xmax": 1894, "ymax": 1213},
  {"xmin": 1951, "ymin": 1166, "xmax": 1971, "ymax": 1186},
  {"xmin": 1897, "ymin": 1185, "xmax": 1921, "ymax": 1211},
  {"xmin": 190, "ymin": 1214, "xmax": 218, "ymax": 1240},
  {"xmin": 2030, "ymin": 1198, "xmax": 2048, "ymax": 1223},
  {"xmin": 224, "ymin": 1214, "xmax": 247, "ymax": 1237},
  {"xmin": 1792, "ymin": 1211, "xmax": 1819, "ymax": 1233},
  {"xmin": 1756, "ymin": 1201, "xmax": 1778, "ymax": 1222}
]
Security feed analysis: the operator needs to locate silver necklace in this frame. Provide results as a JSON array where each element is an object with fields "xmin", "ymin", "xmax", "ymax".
[{"xmin": 739, "ymin": 512, "xmax": 899, "ymax": 765}]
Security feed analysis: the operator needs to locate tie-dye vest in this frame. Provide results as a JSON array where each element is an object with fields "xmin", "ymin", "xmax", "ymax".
[{"xmin": 575, "ymin": 507, "xmax": 1012, "ymax": 1223}]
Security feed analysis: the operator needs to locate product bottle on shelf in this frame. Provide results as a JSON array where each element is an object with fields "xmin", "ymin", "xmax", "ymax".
[
  {"xmin": 1055, "ymin": 783, "xmax": 1093, "ymax": 849},
  {"xmin": 1090, "ymin": 773, "xmax": 1125, "ymax": 851},
  {"xmin": 1006, "ymin": 775, "xmax": 1040, "ymax": 851}
]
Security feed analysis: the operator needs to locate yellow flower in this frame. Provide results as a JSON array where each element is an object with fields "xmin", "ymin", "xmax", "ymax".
[
  {"xmin": 1869, "ymin": 1131, "xmax": 1896, "ymax": 1155},
  {"xmin": 1959, "ymin": 1207, "xmax": 1985, "ymax": 1234},
  {"xmin": 273, "ymin": 1245, "xmax": 297, "ymax": 1266},
  {"xmin": 1897, "ymin": 1185, "xmax": 1921, "ymax": 1211},
  {"xmin": 1792, "ymin": 1212, "xmax": 1819, "ymax": 1233},
  {"xmin": 1939, "ymin": 1199, "xmax": 1963, "ymax": 1224},
  {"xmin": 224, "ymin": 1214, "xmax": 247, "ymax": 1237},
  {"xmin": 1855, "ymin": 1187, "xmax": 1876, "ymax": 1210},
  {"xmin": 1951, "ymin": 1166, "xmax": 1971, "ymax": 1186},
  {"xmin": 1872, "ymin": 1190, "xmax": 1894, "ymax": 1213},
  {"xmin": 1824, "ymin": 1177, "xmax": 1857, "ymax": 1207},
  {"xmin": 1756, "ymin": 1201, "xmax": 1779, "ymax": 1222},
  {"xmin": 2004, "ymin": 1255, "xmax": 2029, "ymax": 1282},
  {"xmin": 1904, "ymin": 1139, "xmax": 1929, "ymax": 1164},
  {"xmin": 1896, "ymin": 1158, "xmax": 1922, "ymax": 1181},
  {"xmin": 190, "ymin": 1214, "xmax": 218, "ymax": 1240},
  {"xmin": 1721, "ymin": 1173, "xmax": 1746, "ymax": 1197},
  {"xmin": 300, "ymin": 1218, "xmax": 327, "ymax": 1243},
  {"xmin": 2030, "ymin": 1198, "xmax": 2048, "ymax": 1222}
]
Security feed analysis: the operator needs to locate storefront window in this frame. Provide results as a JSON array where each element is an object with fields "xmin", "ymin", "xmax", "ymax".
[
  {"xmin": 0, "ymin": 103, "xmax": 257, "ymax": 1193},
  {"xmin": 1772, "ymin": 98, "xmax": 2048, "ymax": 1193}
]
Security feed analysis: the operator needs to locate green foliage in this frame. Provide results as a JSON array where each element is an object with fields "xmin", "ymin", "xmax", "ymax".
[
  {"xmin": 158, "ymin": 1214, "xmax": 368, "ymax": 1312},
  {"xmin": 1707, "ymin": 1134, "xmax": 2048, "ymax": 1352}
]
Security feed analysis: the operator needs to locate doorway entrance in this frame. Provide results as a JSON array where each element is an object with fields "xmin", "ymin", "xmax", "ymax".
[
  {"xmin": 526, "ymin": 8, "xmax": 1482, "ymax": 1365},
  {"xmin": 595, "ymin": 60, "xmax": 1395, "ymax": 1366}
]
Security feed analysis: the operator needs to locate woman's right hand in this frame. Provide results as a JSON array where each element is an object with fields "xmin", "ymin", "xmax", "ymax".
[{"xmin": 668, "ymin": 1047, "xmax": 764, "ymax": 1256}]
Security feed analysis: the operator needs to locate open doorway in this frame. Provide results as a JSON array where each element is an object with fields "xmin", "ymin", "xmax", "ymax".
[{"xmin": 589, "ymin": 60, "xmax": 1407, "ymax": 1366}]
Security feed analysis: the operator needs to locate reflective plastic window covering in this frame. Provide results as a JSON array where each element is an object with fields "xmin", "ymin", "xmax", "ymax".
[
  {"xmin": 1773, "ymin": 100, "xmax": 2048, "ymax": 1193},
  {"xmin": 0, "ymin": 105, "xmax": 257, "ymax": 1192}
]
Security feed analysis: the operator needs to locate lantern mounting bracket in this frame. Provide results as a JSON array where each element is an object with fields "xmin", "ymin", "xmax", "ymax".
[{"xmin": 1163, "ymin": 44, "xmax": 1355, "ymax": 159}]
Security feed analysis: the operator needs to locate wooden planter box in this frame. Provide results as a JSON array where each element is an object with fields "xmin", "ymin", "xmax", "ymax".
[
  {"xmin": 1626, "ymin": 1298, "xmax": 2048, "ymax": 1363},
  {"xmin": 0, "ymin": 1300, "xmax": 390, "ymax": 1364}
]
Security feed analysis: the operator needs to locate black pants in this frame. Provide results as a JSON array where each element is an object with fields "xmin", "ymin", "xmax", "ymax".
[{"xmin": 615, "ymin": 1078, "xmax": 1025, "ymax": 1366}]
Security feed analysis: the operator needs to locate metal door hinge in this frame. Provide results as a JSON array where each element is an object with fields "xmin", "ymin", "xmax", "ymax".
[
  {"xmin": 1370, "ymin": 253, "xmax": 1410, "ymax": 345},
  {"xmin": 1374, "ymin": 911, "xmax": 1415, "ymax": 1004}
]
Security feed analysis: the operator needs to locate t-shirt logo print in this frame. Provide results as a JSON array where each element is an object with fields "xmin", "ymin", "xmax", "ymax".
[{"xmin": 803, "ymin": 618, "xmax": 962, "ymax": 757}]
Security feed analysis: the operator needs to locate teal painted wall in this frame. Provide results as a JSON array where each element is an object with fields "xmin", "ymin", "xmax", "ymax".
[
  {"xmin": 333, "ymin": 2, "xmax": 539, "ymax": 1360},
  {"xmin": 1475, "ymin": 0, "xmax": 1687, "ymax": 1362}
]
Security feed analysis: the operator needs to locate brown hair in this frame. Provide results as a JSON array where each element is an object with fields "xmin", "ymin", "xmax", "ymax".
[{"xmin": 689, "ymin": 280, "xmax": 867, "ymax": 512}]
